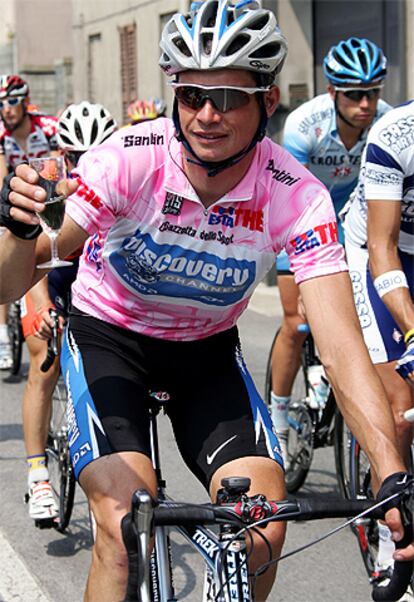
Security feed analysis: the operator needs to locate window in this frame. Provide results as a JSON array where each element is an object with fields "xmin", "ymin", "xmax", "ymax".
[
  {"xmin": 88, "ymin": 33, "xmax": 102, "ymax": 103},
  {"xmin": 119, "ymin": 23, "xmax": 137, "ymax": 123}
]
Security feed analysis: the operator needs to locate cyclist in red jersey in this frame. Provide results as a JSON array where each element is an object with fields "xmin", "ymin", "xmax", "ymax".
[
  {"xmin": 0, "ymin": 75, "xmax": 59, "ymax": 370},
  {"xmin": 21, "ymin": 101, "xmax": 117, "ymax": 525}
]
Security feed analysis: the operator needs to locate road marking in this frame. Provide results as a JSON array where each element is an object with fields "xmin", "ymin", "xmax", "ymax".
[{"xmin": 0, "ymin": 529, "xmax": 50, "ymax": 602}]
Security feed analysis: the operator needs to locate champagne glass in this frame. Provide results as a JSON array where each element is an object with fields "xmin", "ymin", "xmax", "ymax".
[{"xmin": 29, "ymin": 156, "xmax": 73, "ymax": 269}]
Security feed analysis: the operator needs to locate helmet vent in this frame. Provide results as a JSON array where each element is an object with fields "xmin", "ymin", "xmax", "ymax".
[
  {"xmin": 104, "ymin": 118, "xmax": 115, "ymax": 132},
  {"xmin": 202, "ymin": 33, "xmax": 214, "ymax": 55},
  {"xmin": 226, "ymin": 34, "xmax": 250, "ymax": 56},
  {"xmin": 249, "ymin": 14, "xmax": 270, "ymax": 30},
  {"xmin": 174, "ymin": 38, "xmax": 191, "ymax": 57},
  {"xmin": 59, "ymin": 133, "xmax": 72, "ymax": 146},
  {"xmin": 357, "ymin": 49, "xmax": 368, "ymax": 73},
  {"xmin": 201, "ymin": 1, "xmax": 219, "ymax": 27},
  {"xmin": 90, "ymin": 119, "xmax": 98, "ymax": 145},
  {"xmin": 82, "ymin": 106, "xmax": 90, "ymax": 117},
  {"xmin": 250, "ymin": 42, "xmax": 280, "ymax": 59},
  {"xmin": 74, "ymin": 119, "xmax": 84, "ymax": 145}
]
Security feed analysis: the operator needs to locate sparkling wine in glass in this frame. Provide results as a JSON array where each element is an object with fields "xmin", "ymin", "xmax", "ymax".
[{"xmin": 29, "ymin": 156, "xmax": 73, "ymax": 269}]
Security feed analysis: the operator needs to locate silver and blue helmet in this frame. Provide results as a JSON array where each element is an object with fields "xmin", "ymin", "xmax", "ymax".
[
  {"xmin": 159, "ymin": 0, "xmax": 288, "ymax": 83},
  {"xmin": 323, "ymin": 37, "xmax": 387, "ymax": 85}
]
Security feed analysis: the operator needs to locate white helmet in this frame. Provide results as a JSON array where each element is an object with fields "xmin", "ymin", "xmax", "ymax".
[
  {"xmin": 56, "ymin": 101, "xmax": 117, "ymax": 151},
  {"xmin": 159, "ymin": 0, "xmax": 288, "ymax": 82}
]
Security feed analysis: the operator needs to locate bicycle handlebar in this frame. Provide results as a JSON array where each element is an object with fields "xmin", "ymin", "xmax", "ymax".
[
  {"xmin": 40, "ymin": 309, "xmax": 59, "ymax": 373},
  {"xmin": 147, "ymin": 493, "xmax": 413, "ymax": 602},
  {"xmin": 151, "ymin": 497, "xmax": 384, "ymax": 526},
  {"xmin": 123, "ymin": 486, "xmax": 413, "ymax": 602}
]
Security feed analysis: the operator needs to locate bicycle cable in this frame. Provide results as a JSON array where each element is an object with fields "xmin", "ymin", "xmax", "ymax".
[
  {"xmin": 153, "ymin": 488, "xmax": 410, "ymax": 596},
  {"xmin": 213, "ymin": 523, "xmax": 255, "ymax": 602},
  {"xmin": 252, "ymin": 489, "xmax": 410, "ymax": 578}
]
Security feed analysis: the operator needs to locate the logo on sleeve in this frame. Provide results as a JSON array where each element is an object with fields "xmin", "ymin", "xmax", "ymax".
[
  {"xmin": 290, "ymin": 222, "xmax": 338, "ymax": 255},
  {"xmin": 75, "ymin": 176, "xmax": 103, "ymax": 209},
  {"xmin": 85, "ymin": 230, "xmax": 105, "ymax": 271},
  {"xmin": 378, "ymin": 116, "xmax": 414, "ymax": 152}
]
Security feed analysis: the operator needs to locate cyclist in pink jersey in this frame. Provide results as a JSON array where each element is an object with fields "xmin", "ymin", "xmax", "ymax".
[{"xmin": 0, "ymin": 2, "xmax": 412, "ymax": 600}]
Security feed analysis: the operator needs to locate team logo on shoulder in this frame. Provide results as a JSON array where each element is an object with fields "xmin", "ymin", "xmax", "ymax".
[
  {"xmin": 162, "ymin": 192, "xmax": 184, "ymax": 216},
  {"xmin": 266, "ymin": 159, "xmax": 301, "ymax": 186},
  {"xmin": 290, "ymin": 222, "xmax": 338, "ymax": 255}
]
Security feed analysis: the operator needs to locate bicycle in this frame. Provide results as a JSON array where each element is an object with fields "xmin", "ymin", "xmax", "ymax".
[
  {"xmin": 7, "ymin": 299, "xmax": 23, "ymax": 375},
  {"xmin": 346, "ymin": 408, "xmax": 414, "ymax": 591},
  {"xmin": 265, "ymin": 325, "xmax": 349, "ymax": 494},
  {"xmin": 120, "ymin": 394, "xmax": 413, "ymax": 602},
  {"xmin": 36, "ymin": 309, "xmax": 76, "ymax": 531}
]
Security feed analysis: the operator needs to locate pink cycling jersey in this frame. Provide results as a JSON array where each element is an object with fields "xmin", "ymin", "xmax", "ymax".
[{"xmin": 66, "ymin": 118, "xmax": 347, "ymax": 341}]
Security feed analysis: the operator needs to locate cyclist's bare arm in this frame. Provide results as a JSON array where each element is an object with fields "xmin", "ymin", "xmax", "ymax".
[
  {"xmin": 367, "ymin": 199, "xmax": 414, "ymax": 333},
  {"xmin": 299, "ymin": 271, "xmax": 404, "ymax": 480},
  {"xmin": 299, "ymin": 271, "xmax": 412, "ymax": 555},
  {"xmin": 0, "ymin": 164, "xmax": 87, "ymax": 302}
]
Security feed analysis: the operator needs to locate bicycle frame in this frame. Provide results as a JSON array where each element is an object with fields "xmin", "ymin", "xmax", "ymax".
[
  {"xmin": 125, "ymin": 399, "xmax": 253, "ymax": 602},
  {"xmin": 133, "ymin": 488, "xmax": 250, "ymax": 602}
]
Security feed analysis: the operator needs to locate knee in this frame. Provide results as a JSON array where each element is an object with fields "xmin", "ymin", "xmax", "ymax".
[
  {"xmin": 93, "ymin": 510, "xmax": 129, "ymax": 571},
  {"xmin": 393, "ymin": 408, "xmax": 413, "ymax": 441},
  {"xmin": 280, "ymin": 315, "xmax": 306, "ymax": 342},
  {"xmin": 26, "ymin": 348, "xmax": 60, "ymax": 386},
  {"xmin": 254, "ymin": 521, "xmax": 286, "ymax": 558}
]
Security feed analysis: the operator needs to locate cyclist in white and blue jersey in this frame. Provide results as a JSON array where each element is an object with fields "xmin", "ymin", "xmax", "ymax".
[
  {"xmin": 270, "ymin": 38, "xmax": 391, "ymax": 458},
  {"xmin": 343, "ymin": 101, "xmax": 414, "ymax": 586}
]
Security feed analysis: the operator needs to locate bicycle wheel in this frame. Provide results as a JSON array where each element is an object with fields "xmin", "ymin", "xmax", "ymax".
[
  {"xmin": 152, "ymin": 526, "xmax": 175, "ymax": 601},
  {"xmin": 349, "ymin": 437, "xmax": 379, "ymax": 578},
  {"xmin": 7, "ymin": 301, "xmax": 23, "ymax": 375},
  {"xmin": 333, "ymin": 409, "xmax": 353, "ymax": 498},
  {"xmin": 46, "ymin": 376, "xmax": 76, "ymax": 532},
  {"xmin": 265, "ymin": 329, "xmax": 312, "ymax": 493}
]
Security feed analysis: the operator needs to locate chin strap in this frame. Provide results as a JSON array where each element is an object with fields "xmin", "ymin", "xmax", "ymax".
[
  {"xmin": 172, "ymin": 97, "xmax": 268, "ymax": 178},
  {"xmin": 334, "ymin": 94, "xmax": 363, "ymax": 131}
]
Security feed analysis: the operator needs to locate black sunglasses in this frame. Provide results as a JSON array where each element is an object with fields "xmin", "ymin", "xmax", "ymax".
[
  {"xmin": 65, "ymin": 150, "xmax": 85, "ymax": 167},
  {"xmin": 335, "ymin": 87, "xmax": 382, "ymax": 102},
  {"xmin": 171, "ymin": 84, "xmax": 268, "ymax": 113}
]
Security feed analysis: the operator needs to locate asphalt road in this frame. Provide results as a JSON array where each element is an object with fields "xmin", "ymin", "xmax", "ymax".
[{"xmin": 0, "ymin": 284, "xmax": 373, "ymax": 601}]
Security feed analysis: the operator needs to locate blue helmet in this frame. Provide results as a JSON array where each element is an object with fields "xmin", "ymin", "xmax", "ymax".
[{"xmin": 323, "ymin": 37, "xmax": 387, "ymax": 85}]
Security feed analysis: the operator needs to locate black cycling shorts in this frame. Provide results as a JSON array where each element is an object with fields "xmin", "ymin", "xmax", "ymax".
[{"xmin": 61, "ymin": 310, "xmax": 283, "ymax": 488}]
